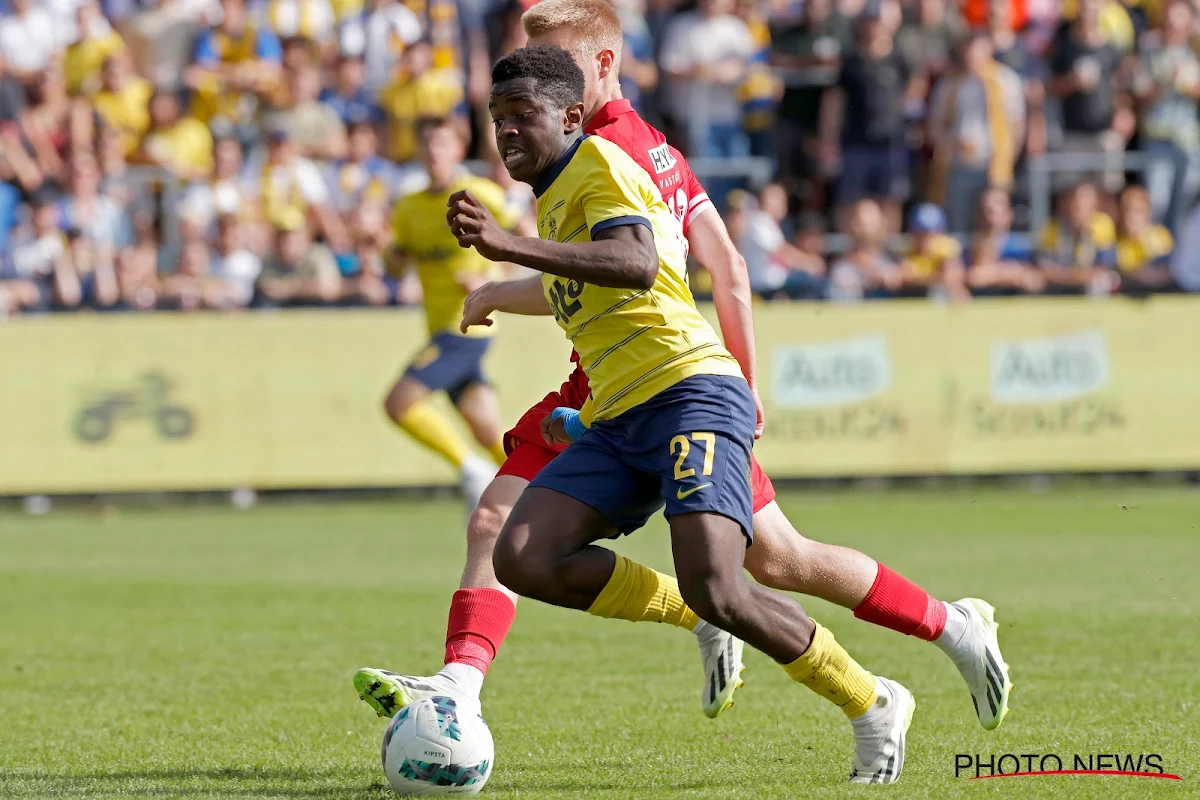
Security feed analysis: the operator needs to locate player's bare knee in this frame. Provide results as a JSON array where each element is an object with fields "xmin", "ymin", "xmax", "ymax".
[
  {"xmin": 383, "ymin": 385, "xmax": 409, "ymax": 422},
  {"xmin": 743, "ymin": 547, "xmax": 795, "ymax": 591},
  {"xmin": 680, "ymin": 574, "xmax": 747, "ymax": 631},
  {"xmin": 492, "ymin": 524, "xmax": 550, "ymax": 600},
  {"xmin": 466, "ymin": 502, "xmax": 504, "ymax": 555}
]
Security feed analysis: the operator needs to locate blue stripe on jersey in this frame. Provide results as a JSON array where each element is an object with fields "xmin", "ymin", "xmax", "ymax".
[{"xmin": 590, "ymin": 215, "xmax": 651, "ymax": 239}]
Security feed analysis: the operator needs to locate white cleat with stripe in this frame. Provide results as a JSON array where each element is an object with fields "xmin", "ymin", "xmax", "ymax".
[
  {"xmin": 698, "ymin": 628, "xmax": 744, "ymax": 718},
  {"xmin": 945, "ymin": 598, "xmax": 1012, "ymax": 730},
  {"xmin": 849, "ymin": 676, "xmax": 915, "ymax": 785}
]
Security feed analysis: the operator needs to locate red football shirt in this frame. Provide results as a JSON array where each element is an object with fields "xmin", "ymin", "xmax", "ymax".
[{"xmin": 583, "ymin": 99, "xmax": 714, "ymax": 238}]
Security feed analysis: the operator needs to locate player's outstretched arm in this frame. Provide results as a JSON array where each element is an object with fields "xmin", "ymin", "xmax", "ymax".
[
  {"xmin": 460, "ymin": 276, "xmax": 552, "ymax": 333},
  {"xmin": 687, "ymin": 207, "xmax": 763, "ymax": 438},
  {"xmin": 448, "ymin": 190, "xmax": 658, "ymax": 289}
]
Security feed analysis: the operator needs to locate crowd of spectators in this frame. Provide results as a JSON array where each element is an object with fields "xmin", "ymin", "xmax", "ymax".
[{"xmin": 2, "ymin": 0, "xmax": 1200, "ymax": 317}]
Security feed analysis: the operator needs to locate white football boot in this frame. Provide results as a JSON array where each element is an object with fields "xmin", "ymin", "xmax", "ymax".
[
  {"xmin": 939, "ymin": 598, "xmax": 1012, "ymax": 730},
  {"xmin": 696, "ymin": 624, "xmax": 745, "ymax": 718},
  {"xmin": 849, "ymin": 676, "xmax": 916, "ymax": 785}
]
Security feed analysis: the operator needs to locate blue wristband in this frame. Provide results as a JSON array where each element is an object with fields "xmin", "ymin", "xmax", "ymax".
[{"xmin": 550, "ymin": 407, "xmax": 588, "ymax": 442}]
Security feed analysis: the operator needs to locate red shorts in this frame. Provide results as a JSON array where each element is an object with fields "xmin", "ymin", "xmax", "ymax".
[{"xmin": 499, "ymin": 366, "xmax": 777, "ymax": 514}]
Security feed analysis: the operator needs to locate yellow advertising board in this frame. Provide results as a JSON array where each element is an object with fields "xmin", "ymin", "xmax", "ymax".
[
  {"xmin": 2, "ymin": 298, "xmax": 1199, "ymax": 493},
  {"xmin": 0, "ymin": 311, "xmax": 571, "ymax": 493},
  {"xmin": 747, "ymin": 297, "xmax": 1200, "ymax": 476}
]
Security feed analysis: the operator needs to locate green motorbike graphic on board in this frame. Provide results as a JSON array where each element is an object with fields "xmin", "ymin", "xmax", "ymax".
[{"xmin": 73, "ymin": 372, "xmax": 194, "ymax": 443}]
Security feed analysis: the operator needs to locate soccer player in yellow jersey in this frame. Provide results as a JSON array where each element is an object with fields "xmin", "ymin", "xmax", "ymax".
[
  {"xmin": 448, "ymin": 45, "xmax": 914, "ymax": 784},
  {"xmin": 354, "ymin": 2, "xmax": 1009, "ymax": 756},
  {"xmin": 386, "ymin": 117, "xmax": 533, "ymax": 509}
]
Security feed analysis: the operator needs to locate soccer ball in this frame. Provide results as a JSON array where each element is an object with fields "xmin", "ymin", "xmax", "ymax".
[{"xmin": 381, "ymin": 696, "xmax": 494, "ymax": 796}]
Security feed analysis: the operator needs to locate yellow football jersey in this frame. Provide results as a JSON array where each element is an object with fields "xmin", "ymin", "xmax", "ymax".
[
  {"xmin": 379, "ymin": 70, "xmax": 464, "ymax": 163},
  {"xmin": 392, "ymin": 174, "xmax": 520, "ymax": 338},
  {"xmin": 1116, "ymin": 225, "xmax": 1172, "ymax": 274},
  {"xmin": 534, "ymin": 135, "xmax": 742, "ymax": 425},
  {"xmin": 905, "ymin": 234, "xmax": 961, "ymax": 279},
  {"xmin": 64, "ymin": 31, "xmax": 126, "ymax": 95},
  {"xmin": 92, "ymin": 77, "xmax": 153, "ymax": 156}
]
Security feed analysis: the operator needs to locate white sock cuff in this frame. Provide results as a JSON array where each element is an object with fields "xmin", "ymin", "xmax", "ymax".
[{"xmin": 439, "ymin": 662, "xmax": 485, "ymax": 698}]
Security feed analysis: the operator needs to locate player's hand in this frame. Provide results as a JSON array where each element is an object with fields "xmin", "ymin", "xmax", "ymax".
[
  {"xmin": 460, "ymin": 283, "xmax": 498, "ymax": 333},
  {"xmin": 447, "ymin": 190, "xmax": 512, "ymax": 262},
  {"xmin": 540, "ymin": 413, "xmax": 572, "ymax": 446},
  {"xmin": 751, "ymin": 386, "xmax": 765, "ymax": 440}
]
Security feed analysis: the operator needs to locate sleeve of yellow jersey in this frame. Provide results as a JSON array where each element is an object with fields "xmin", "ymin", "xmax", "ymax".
[
  {"xmin": 467, "ymin": 177, "xmax": 524, "ymax": 231},
  {"xmin": 576, "ymin": 139, "xmax": 655, "ymax": 240}
]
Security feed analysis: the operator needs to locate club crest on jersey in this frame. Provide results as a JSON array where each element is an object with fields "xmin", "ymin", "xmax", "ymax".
[{"xmin": 648, "ymin": 144, "xmax": 677, "ymax": 175}]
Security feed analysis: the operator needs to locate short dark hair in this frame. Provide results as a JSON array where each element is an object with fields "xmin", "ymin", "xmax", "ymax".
[{"xmin": 490, "ymin": 45, "xmax": 585, "ymax": 109}]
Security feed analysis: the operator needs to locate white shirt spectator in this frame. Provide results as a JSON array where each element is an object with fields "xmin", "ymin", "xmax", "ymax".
[
  {"xmin": 61, "ymin": 196, "xmax": 129, "ymax": 251},
  {"xmin": 263, "ymin": 157, "xmax": 329, "ymax": 206},
  {"xmin": 179, "ymin": 175, "xmax": 261, "ymax": 229},
  {"xmin": 738, "ymin": 210, "xmax": 790, "ymax": 293},
  {"xmin": 659, "ymin": 10, "xmax": 755, "ymax": 126},
  {"xmin": 0, "ymin": 6, "xmax": 59, "ymax": 75},
  {"xmin": 210, "ymin": 248, "xmax": 262, "ymax": 306},
  {"xmin": 10, "ymin": 233, "xmax": 64, "ymax": 280},
  {"xmin": 339, "ymin": 2, "xmax": 424, "ymax": 91},
  {"xmin": 261, "ymin": 0, "xmax": 336, "ymax": 44},
  {"xmin": 47, "ymin": 0, "xmax": 84, "ymax": 47}
]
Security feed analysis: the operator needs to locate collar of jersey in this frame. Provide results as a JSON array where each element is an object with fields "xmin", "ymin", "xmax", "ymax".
[
  {"xmin": 533, "ymin": 134, "xmax": 589, "ymax": 198},
  {"xmin": 584, "ymin": 99, "xmax": 634, "ymax": 134}
]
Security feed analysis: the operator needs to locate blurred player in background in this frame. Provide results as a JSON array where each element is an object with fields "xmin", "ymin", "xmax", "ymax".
[
  {"xmin": 384, "ymin": 117, "xmax": 534, "ymax": 510},
  {"xmin": 356, "ymin": 0, "xmax": 1009, "ymax": 747}
]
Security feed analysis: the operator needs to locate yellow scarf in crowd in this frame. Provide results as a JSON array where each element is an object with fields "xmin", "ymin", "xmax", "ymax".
[
  {"xmin": 261, "ymin": 162, "xmax": 310, "ymax": 230},
  {"xmin": 930, "ymin": 58, "xmax": 1014, "ymax": 202},
  {"xmin": 980, "ymin": 59, "xmax": 1014, "ymax": 189}
]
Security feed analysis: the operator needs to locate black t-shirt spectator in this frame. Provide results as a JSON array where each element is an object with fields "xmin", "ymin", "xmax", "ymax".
[
  {"xmin": 837, "ymin": 50, "xmax": 910, "ymax": 146},
  {"xmin": 1050, "ymin": 33, "xmax": 1121, "ymax": 133},
  {"xmin": 773, "ymin": 13, "xmax": 854, "ymax": 133}
]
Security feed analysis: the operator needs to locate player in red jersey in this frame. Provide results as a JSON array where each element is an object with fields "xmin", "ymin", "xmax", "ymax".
[{"xmin": 354, "ymin": 0, "xmax": 1010, "ymax": 734}]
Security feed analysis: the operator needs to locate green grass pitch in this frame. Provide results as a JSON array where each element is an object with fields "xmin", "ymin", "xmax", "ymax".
[{"xmin": 1, "ymin": 487, "xmax": 1197, "ymax": 799}]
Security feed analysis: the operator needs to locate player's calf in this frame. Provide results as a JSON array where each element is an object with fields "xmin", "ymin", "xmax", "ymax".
[
  {"xmin": 460, "ymin": 476, "xmax": 525, "ymax": 596},
  {"xmin": 670, "ymin": 511, "xmax": 816, "ymax": 664}
]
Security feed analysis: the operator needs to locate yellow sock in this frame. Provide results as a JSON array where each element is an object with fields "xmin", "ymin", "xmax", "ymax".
[
  {"xmin": 394, "ymin": 402, "xmax": 471, "ymax": 469},
  {"xmin": 487, "ymin": 441, "xmax": 507, "ymax": 467},
  {"xmin": 783, "ymin": 622, "xmax": 878, "ymax": 718},
  {"xmin": 587, "ymin": 554, "xmax": 699, "ymax": 630}
]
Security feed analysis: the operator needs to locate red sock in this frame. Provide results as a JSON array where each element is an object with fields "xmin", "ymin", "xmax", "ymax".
[
  {"xmin": 853, "ymin": 563, "xmax": 947, "ymax": 641},
  {"xmin": 444, "ymin": 588, "xmax": 517, "ymax": 675}
]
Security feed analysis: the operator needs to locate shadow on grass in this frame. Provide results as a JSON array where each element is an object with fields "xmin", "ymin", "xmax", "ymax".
[
  {"xmin": 0, "ymin": 767, "xmax": 389, "ymax": 799},
  {"xmin": 0, "ymin": 767, "xmax": 726, "ymax": 798}
]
